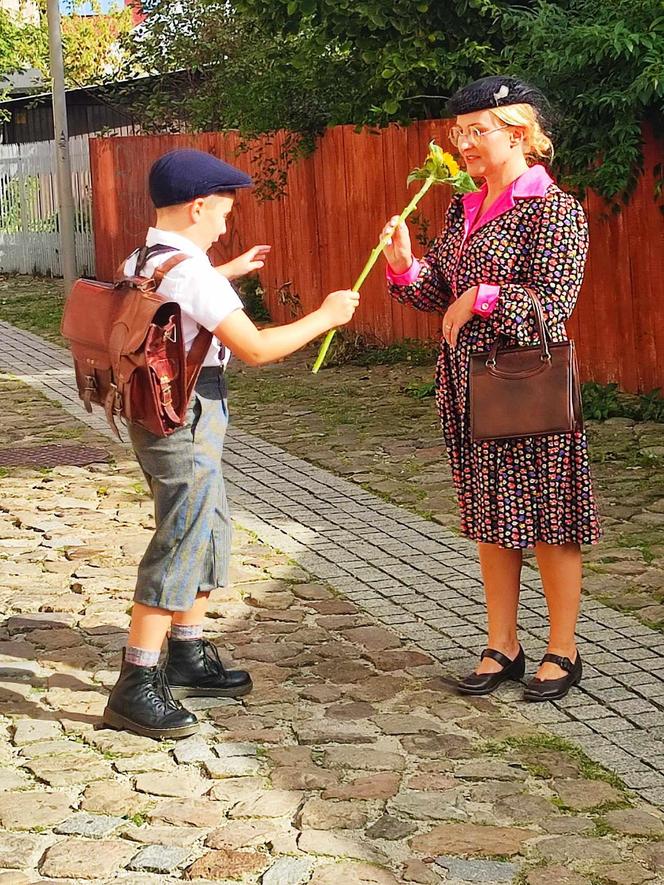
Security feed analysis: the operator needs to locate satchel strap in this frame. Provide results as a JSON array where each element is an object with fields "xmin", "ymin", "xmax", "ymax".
[{"xmin": 153, "ymin": 253, "xmax": 190, "ymax": 287}]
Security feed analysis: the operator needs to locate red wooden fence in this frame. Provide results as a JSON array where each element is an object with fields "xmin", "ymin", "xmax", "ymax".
[{"xmin": 90, "ymin": 122, "xmax": 664, "ymax": 393}]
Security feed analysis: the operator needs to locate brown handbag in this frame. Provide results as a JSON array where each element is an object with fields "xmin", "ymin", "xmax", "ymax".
[
  {"xmin": 469, "ymin": 289, "xmax": 583, "ymax": 442},
  {"xmin": 61, "ymin": 244, "xmax": 213, "ymax": 439}
]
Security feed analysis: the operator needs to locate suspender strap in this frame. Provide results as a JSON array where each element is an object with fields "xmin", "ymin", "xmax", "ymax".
[
  {"xmin": 114, "ymin": 244, "xmax": 181, "ymax": 282},
  {"xmin": 185, "ymin": 326, "xmax": 214, "ymax": 400},
  {"xmin": 136, "ymin": 243, "xmax": 181, "ymax": 275}
]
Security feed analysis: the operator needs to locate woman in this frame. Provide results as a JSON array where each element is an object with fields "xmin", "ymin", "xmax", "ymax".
[{"xmin": 382, "ymin": 76, "xmax": 601, "ymax": 702}]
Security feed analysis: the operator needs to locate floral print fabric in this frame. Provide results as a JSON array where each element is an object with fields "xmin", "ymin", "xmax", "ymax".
[{"xmin": 388, "ymin": 181, "xmax": 602, "ymax": 549}]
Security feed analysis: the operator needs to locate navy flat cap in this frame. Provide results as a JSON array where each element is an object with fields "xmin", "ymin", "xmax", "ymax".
[
  {"xmin": 447, "ymin": 76, "xmax": 549, "ymax": 118},
  {"xmin": 149, "ymin": 148, "xmax": 253, "ymax": 208}
]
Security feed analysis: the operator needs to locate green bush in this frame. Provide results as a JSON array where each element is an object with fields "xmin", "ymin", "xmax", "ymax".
[
  {"xmin": 581, "ymin": 382, "xmax": 623, "ymax": 421},
  {"xmin": 236, "ymin": 276, "xmax": 271, "ymax": 323},
  {"xmin": 403, "ymin": 378, "xmax": 664, "ymax": 425},
  {"xmin": 582, "ymin": 383, "xmax": 664, "ymax": 423}
]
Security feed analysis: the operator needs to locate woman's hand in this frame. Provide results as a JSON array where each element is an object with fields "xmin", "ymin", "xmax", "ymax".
[
  {"xmin": 216, "ymin": 245, "xmax": 271, "ymax": 280},
  {"xmin": 319, "ymin": 290, "xmax": 361, "ymax": 328},
  {"xmin": 442, "ymin": 286, "xmax": 477, "ymax": 348},
  {"xmin": 381, "ymin": 216, "xmax": 412, "ymax": 274}
]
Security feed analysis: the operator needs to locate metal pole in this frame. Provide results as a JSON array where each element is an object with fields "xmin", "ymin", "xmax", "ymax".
[{"xmin": 46, "ymin": 0, "xmax": 77, "ymax": 291}]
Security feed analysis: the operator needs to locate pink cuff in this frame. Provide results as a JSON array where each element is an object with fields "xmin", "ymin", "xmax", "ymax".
[
  {"xmin": 472, "ymin": 283, "xmax": 501, "ymax": 316},
  {"xmin": 386, "ymin": 258, "xmax": 422, "ymax": 286}
]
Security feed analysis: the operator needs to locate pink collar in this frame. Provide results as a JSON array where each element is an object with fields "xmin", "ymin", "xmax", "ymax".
[{"xmin": 461, "ymin": 164, "xmax": 554, "ymax": 237}]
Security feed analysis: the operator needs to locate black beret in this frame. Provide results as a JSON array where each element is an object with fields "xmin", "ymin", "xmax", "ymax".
[
  {"xmin": 149, "ymin": 149, "xmax": 253, "ymax": 208},
  {"xmin": 447, "ymin": 76, "xmax": 549, "ymax": 119}
]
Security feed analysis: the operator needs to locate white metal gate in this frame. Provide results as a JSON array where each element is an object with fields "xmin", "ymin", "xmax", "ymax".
[{"xmin": 0, "ymin": 135, "xmax": 95, "ymax": 277}]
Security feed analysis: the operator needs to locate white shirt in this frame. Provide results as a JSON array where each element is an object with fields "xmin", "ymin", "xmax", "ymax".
[{"xmin": 123, "ymin": 228, "xmax": 243, "ymax": 368}]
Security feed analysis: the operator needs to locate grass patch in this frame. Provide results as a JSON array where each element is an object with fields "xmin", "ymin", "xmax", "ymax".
[
  {"xmin": 612, "ymin": 533, "xmax": 659, "ymax": 564},
  {"xmin": 592, "ymin": 817, "xmax": 615, "ymax": 837},
  {"xmin": 0, "ymin": 276, "xmax": 65, "ymax": 343},
  {"xmin": 44, "ymin": 426, "xmax": 84, "ymax": 441},
  {"xmin": 481, "ymin": 733, "xmax": 630, "ymax": 794},
  {"xmin": 326, "ymin": 333, "xmax": 438, "ymax": 368},
  {"xmin": 405, "ymin": 379, "xmax": 436, "ymax": 399}
]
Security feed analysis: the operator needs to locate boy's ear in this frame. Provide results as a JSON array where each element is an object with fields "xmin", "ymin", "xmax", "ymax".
[{"xmin": 189, "ymin": 197, "xmax": 206, "ymax": 222}]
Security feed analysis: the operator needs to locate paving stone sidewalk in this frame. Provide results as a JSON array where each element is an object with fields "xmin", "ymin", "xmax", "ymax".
[{"xmin": 0, "ymin": 320, "xmax": 663, "ymax": 883}]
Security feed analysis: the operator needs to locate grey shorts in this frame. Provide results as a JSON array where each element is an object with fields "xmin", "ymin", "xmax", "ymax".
[{"xmin": 129, "ymin": 367, "xmax": 231, "ymax": 612}]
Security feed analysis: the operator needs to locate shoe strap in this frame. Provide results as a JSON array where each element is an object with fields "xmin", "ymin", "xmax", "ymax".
[
  {"xmin": 541, "ymin": 653, "xmax": 575, "ymax": 672},
  {"xmin": 480, "ymin": 647, "xmax": 515, "ymax": 669}
]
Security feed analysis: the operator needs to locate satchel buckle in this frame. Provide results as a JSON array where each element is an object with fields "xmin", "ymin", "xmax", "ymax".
[
  {"xmin": 160, "ymin": 374, "xmax": 173, "ymax": 406},
  {"xmin": 82, "ymin": 375, "xmax": 96, "ymax": 413},
  {"xmin": 164, "ymin": 326, "xmax": 177, "ymax": 343},
  {"xmin": 112, "ymin": 385, "xmax": 123, "ymax": 414},
  {"xmin": 486, "ymin": 357, "xmax": 497, "ymax": 369}
]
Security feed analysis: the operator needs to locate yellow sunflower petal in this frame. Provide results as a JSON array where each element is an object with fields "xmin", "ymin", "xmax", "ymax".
[{"xmin": 442, "ymin": 152, "xmax": 460, "ymax": 176}]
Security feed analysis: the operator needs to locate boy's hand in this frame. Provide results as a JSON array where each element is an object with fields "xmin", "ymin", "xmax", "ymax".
[
  {"xmin": 216, "ymin": 245, "xmax": 271, "ymax": 280},
  {"xmin": 319, "ymin": 289, "xmax": 360, "ymax": 328}
]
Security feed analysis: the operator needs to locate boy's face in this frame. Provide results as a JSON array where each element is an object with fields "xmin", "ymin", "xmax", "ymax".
[{"xmin": 193, "ymin": 192, "xmax": 235, "ymax": 246}]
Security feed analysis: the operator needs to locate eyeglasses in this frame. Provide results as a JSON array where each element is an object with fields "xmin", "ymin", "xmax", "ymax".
[{"xmin": 448, "ymin": 125, "xmax": 509, "ymax": 148}]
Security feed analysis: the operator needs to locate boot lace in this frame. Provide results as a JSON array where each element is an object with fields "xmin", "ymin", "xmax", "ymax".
[
  {"xmin": 200, "ymin": 639, "xmax": 227, "ymax": 676},
  {"xmin": 149, "ymin": 667, "xmax": 184, "ymax": 711}
]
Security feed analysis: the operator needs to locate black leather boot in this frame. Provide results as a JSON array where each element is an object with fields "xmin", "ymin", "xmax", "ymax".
[
  {"xmin": 164, "ymin": 637, "xmax": 253, "ymax": 699},
  {"xmin": 102, "ymin": 651, "xmax": 199, "ymax": 739}
]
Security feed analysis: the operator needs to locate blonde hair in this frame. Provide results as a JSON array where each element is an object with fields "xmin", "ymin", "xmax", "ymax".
[{"xmin": 492, "ymin": 103, "xmax": 554, "ymax": 163}]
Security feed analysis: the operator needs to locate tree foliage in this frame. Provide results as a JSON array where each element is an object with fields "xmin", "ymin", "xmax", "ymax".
[
  {"xmin": 0, "ymin": 0, "xmax": 133, "ymax": 89},
  {"xmin": 59, "ymin": 0, "xmax": 134, "ymax": 87},
  {"xmin": 0, "ymin": 7, "xmax": 44, "ymax": 79},
  {"xmin": 125, "ymin": 0, "xmax": 664, "ymax": 198},
  {"xmin": 505, "ymin": 0, "xmax": 664, "ymax": 197}
]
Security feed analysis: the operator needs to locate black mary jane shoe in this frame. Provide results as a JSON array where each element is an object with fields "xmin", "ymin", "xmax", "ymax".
[
  {"xmin": 523, "ymin": 652, "xmax": 582, "ymax": 702},
  {"xmin": 456, "ymin": 645, "xmax": 526, "ymax": 696}
]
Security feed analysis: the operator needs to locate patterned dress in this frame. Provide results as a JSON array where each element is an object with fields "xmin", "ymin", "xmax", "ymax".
[{"xmin": 388, "ymin": 167, "xmax": 602, "ymax": 549}]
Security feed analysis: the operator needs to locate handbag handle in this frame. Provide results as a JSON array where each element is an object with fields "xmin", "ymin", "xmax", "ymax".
[{"xmin": 485, "ymin": 288, "xmax": 552, "ymax": 376}]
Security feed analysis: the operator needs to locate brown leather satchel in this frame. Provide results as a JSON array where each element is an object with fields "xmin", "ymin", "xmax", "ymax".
[
  {"xmin": 469, "ymin": 289, "xmax": 583, "ymax": 442},
  {"xmin": 61, "ymin": 244, "xmax": 213, "ymax": 439}
]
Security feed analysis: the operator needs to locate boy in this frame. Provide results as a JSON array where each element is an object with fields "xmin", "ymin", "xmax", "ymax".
[{"xmin": 102, "ymin": 148, "xmax": 358, "ymax": 738}]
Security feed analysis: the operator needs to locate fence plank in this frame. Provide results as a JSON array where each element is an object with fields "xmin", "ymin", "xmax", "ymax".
[
  {"xmin": 0, "ymin": 133, "xmax": 115, "ymax": 277},
  {"xmin": 90, "ymin": 122, "xmax": 664, "ymax": 393}
]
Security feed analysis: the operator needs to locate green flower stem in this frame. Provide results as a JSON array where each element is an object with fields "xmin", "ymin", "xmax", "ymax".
[{"xmin": 311, "ymin": 174, "xmax": 436, "ymax": 374}]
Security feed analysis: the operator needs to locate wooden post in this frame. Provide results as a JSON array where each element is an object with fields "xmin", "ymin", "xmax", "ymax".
[{"xmin": 46, "ymin": 0, "xmax": 77, "ymax": 291}]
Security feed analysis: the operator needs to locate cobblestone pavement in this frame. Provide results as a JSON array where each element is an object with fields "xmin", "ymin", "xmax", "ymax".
[
  {"xmin": 226, "ymin": 354, "xmax": 664, "ymax": 633},
  {"xmin": 0, "ymin": 321, "xmax": 663, "ymax": 883}
]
